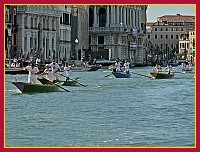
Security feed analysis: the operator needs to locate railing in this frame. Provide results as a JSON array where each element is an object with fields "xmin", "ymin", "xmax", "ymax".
[{"xmin": 89, "ymin": 27, "xmax": 132, "ymax": 33}]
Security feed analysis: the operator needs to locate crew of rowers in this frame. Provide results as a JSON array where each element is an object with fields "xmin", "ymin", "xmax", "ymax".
[
  {"xmin": 25, "ymin": 60, "xmax": 72, "ymax": 84},
  {"xmin": 153, "ymin": 64, "xmax": 173, "ymax": 74},
  {"xmin": 113, "ymin": 59, "xmax": 130, "ymax": 74},
  {"xmin": 180, "ymin": 62, "xmax": 193, "ymax": 72}
]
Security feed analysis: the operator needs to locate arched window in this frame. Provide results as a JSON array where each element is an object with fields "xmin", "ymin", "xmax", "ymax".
[{"xmin": 99, "ymin": 8, "xmax": 106, "ymax": 27}]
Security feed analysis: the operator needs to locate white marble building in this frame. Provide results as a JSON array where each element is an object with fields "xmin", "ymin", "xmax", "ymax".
[
  {"xmin": 89, "ymin": 5, "xmax": 147, "ymax": 65},
  {"xmin": 17, "ymin": 6, "xmax": 63, "ymax": 63}
]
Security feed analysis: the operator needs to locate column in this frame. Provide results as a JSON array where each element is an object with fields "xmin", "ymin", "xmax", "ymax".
[
  {"xmin": 116, "ymin": 6, "xmax": 119, "ymax": 24},
  {"xmin": 26, "ymin": 31, "xmax": 31, "ymax": 53},
  {"xmin": 93, "ymin": 6, "xmax": 98, "ymax": 27},
  {"xmin": 106, "ymin": 6, "xmax": 109, "ymax": 27}
]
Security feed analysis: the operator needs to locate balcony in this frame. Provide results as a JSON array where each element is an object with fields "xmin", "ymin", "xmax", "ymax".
[{"xmin": 89, "ymin": 27, "xmax": 132, "ymax": 33}]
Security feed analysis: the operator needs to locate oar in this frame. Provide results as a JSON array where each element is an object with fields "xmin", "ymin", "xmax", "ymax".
[
  {"xmin": 131, "ymin": 72, "xmax": 153, "ymax": 78},
  {"xmin": 104, "ymin": 73, "xmax": 113, "ymax": 77},
  {"xmin": 58, "ymin": 73, "xmax": 87, "ymax": 87},
  {"xmin": 40, "ymin": 78, "xmax": 71, "ymax": 92},
  {"xmin": 174, "ymin": 71, "xmax": 186, "ymax": 74}
]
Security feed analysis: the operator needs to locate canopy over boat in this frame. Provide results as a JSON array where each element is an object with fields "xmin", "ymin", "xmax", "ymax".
[
  {"xmin": 112, "ymin": 72, "xmax": 131, "ymax": 78},
  {"xmin": 12, "ymin": 82, "xmax": 61, "ymax": 93},
  {"xmin": 150, "ymin": 72, "xmax": 174, "ymax": 79}
]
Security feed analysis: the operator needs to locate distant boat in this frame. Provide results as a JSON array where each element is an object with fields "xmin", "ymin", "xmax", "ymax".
[
  {"xmin": 37, "ymin": 78, "xmax": 80, "ymax": 87},
  {"xmin": 12, "ymin": 82, "xmax": 61, "ymax": 93},
  {"xmin": 112, "ymin": 71, "xmax": 131, "ymax": 78},
  {"xmin": 5, "ymin": 68, "xmax": 28, "ymax": 74},
  {"xmin": 182, "ymin": 68, "xmax": 193, "ymax": 72},
  {"xmin": 60, "ymin": 65, "xmax": 101, "ymax": 72},
  {"xmin": 150, "ymin": 72, "xmax": 174, "ymax": 79}
]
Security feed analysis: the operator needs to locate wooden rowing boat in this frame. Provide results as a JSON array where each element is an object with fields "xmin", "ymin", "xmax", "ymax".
[
  {"xmin": 37, "ymin": 78, "xmax": 80, "ymax": 86},
  {"xmin": 112, "ymin": 72, "xmax": 131, "ymax": 78},
  {"xmin": 150, "ymin": 72, "xmax": 174, "ymax": 79},
  {"xmin": 12, "ymin": 82, "xmax": 61, "ymax": 93}
]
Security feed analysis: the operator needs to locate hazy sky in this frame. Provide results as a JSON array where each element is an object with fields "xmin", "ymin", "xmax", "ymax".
[{"xmin": 147, "ymin": 5, "xmax": 195, "ymax": 22}]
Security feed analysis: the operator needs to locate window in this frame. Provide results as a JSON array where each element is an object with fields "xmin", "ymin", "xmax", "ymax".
[
  {"xmin": 98, "ymin": 36, "xmax": 104, "ymax": 44},
  {"xmin": 148, "ymin": 35, "xmax": 150, "ymax": 39},
  {"xmin": 63, "ymin": 13, "xmax": 70, "ymax": 25},
  {"xmin": 171, "ymin": 34, "xmax": 173, "ymax": 39},
  {"xmin": 155, "ymin": 34, "xmax": 157, "ymax": 39},
  {"xmin": 155, "ymin": 28, "xmax": 157, "ymax": 31},
  {"xmin": 176, "ymin": 35, "xmax": 179, "ymax": 39},
  {"xmin": 161, "ymin": 35, "xmax": 163, "ymax": 39},
  {"xmin": 99, "ymin": 8, "xmax": 106, "ymax": 27},
  {"xmin": 166, "ymin": 35, "xmax": 168, "ymax": 39}
]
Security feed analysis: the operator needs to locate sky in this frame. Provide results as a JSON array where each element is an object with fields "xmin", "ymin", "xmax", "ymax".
[{"xmin": 146, "ymin": 5, "xmax": 195, "ymax": 22}]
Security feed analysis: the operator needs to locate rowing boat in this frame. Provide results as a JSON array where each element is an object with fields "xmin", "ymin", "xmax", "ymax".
[
  {"xmin": 112, "ymin": 72, "xmax": 131, "ymax": 78},
  {"xmin": 12, "ymin": 82, "xmax": 61, "ymax": 93},
  {"xmin": 37, "ymin": 78, "xmax": 80, "ymax": 86},
  {"xmin": 150, "ymin": 72, "xmax": 174, "ymax": 79}
]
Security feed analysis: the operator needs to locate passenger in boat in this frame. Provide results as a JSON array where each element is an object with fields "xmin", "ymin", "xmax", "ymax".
[
  {"xmin": 166, "ymin": 64, "xmax": 172, "ymax": 74},
  {"xmin": 64, "ymin": 63, "xmax": 72, "ymax": 81},
  {"xmin": 115, "ymin": 60, "xmax": 121, "ymax": 72},
  {"xmin": 42, "ymin": 64, "xmax": 56, "ymax": 82},
  {"xmin": 25, "ymin": 63, "xmax": 39, "ymax": 84},
  {"xmin": 123, "ymin": 60, "xmax": 130, "ymax": 74}
]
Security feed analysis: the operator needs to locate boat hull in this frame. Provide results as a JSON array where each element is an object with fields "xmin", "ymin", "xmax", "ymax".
[
  {"xmin": 112, "ymin": 72, "xmax": 131, "ymax": 78},
  {"xmin": 12, "ymin": 82, "xmax": 60, "ymax": 93},
  {"xmin": 150, "ymin": 72, "xmax": 174, "ymax": 79},
  {"xmin": 37, "ymin": 78, "xmax": 80, "ymax": 86}
]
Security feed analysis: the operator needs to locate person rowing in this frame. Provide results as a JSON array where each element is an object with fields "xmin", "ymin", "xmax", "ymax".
[
  {"xmin": 50, "ymin": 60, "xmax": 61, "ymax": 80},
  {"xmin": 64, "ymin": 63, "xmax": 72, "ymax": 81},
  {"xmin": 41, "ymin": 64, "xmax": 56, "ymax": 82},
  {"xmin": 165, "ymin": 64, "xmax": 173, "ymax": 74},
  {"xmin": 25, "ymin": 63, "xmax": 39, "ymax": 84},
  {"xmin": 154, "ymin": 64, "xmax": 162, "ymax": 73},
  {"xmin": 123, "ymin": 60, "xmax": 130, "ymax": 74}
]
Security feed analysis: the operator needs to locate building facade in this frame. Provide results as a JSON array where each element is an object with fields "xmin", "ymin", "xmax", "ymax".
[
  {"xmin": 71, "ymin": 6, "xmax": 89, "ymax": 62},
  {"xmin": 16, "ymin": 6, "xmax": 62, "ymax": 64},
  {"xmin": 5, "ymin": 5, "xmax": 17, "ymax": 61},
  {"xmin": 146, "ymin": 14, "xmax": 195, "ymax": 64},
  {"xmin": 89, "ymin": 5, "xmax": 147, "ymax": 66},
  {"xmin": 59, "ymin": 6, "xmax": 72, "ymax": 64}
]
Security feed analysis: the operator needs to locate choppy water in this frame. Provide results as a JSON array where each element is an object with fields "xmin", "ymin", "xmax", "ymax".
[{"xmin": 5, "ymin": 66, "xmax": 195, "ymax": 147}]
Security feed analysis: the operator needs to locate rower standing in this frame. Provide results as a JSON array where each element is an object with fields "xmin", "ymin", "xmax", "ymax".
[
  {"xmin": 115, "ymin": 60, "xmax": 121, "ymax": 72},
  {"xmin": 166, "ymin": 64, "xmax": 172, "ymax": 74},
  {"xmin": 42, "ymin": 64, "xmax": 55, "ymax": 82},
  {"xmin": 64, "ymin": 63, "xmax": 72, "ymax": 81},
  {"xmin": 25, "ymin": 63, "xmax": 39, "ymax": 84},
  {"xmin": 50, "ymin": 60, "xmax": 61, "ymax": 80},
  {"xmin": 123, "ymin": 60, "xmax": 130, "ymax": 74}
]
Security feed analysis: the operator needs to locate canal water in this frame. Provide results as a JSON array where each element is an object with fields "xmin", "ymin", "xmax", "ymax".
[{"xmin": 5, "ymin": 66, "xmax": 195, "ymax": 147}]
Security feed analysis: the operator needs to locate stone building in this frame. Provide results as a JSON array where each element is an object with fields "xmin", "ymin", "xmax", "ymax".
[
  {"xmin": 88, "ymin": 5, "xmax": 147, "ymax": 66},
  {"xmin": 5, "ymin": 5, "xmax": 17, "ymax": 60},
  {"xmin": 146, "ymin": 14, "xmax": 195, "ymax": 64},
  {"xmin": 16, "ymin": 5, "xmax": 62, "ymax": 63},
  {"xmin": 58, "ymin": 6, "xmax": 72, "ymax": 64}
]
